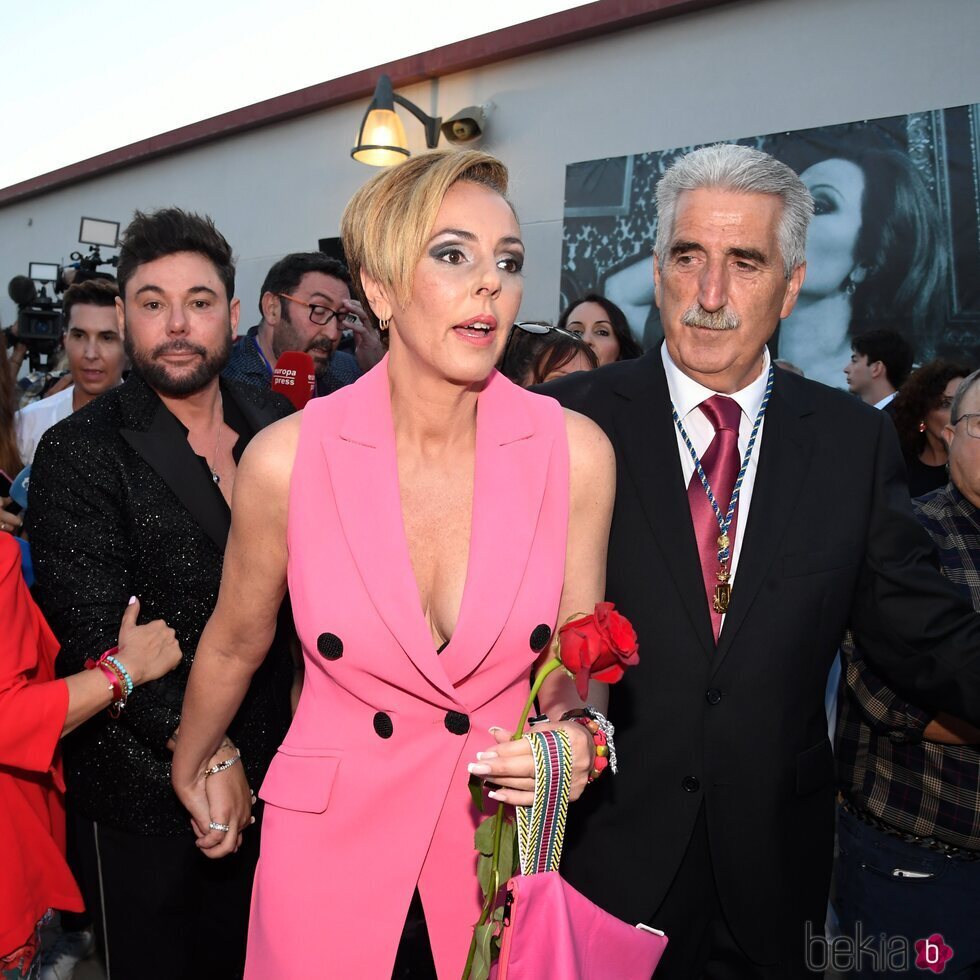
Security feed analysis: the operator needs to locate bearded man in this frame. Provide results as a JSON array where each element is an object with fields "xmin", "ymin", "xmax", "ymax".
[{"xmin": 28, "ymin": 208, "xmax": 295, "ymax": 979}]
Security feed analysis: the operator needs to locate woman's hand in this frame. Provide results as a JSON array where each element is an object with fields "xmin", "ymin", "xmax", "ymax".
[
  {"xmin": 0, "ymin": 497, "xmax": 23, "ymax": 535},
  {"xmin": 114, "ymin": 597, "xmax": 182, "ymax": 685},
  {"xmin": 175, "ymin": 743, "xmax": 255, "ymax": 859},
  {"xmin": 467, "ymin": 722, "xmax": 595, "ymax": 807}
]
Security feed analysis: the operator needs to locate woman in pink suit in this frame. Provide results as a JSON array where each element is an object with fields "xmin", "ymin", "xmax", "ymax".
[{"xmin": 172, "ymin": 150, "xmax": 616, "ymax": 978}]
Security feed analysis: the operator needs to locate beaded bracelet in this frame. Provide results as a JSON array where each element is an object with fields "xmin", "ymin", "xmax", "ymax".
[
  {"xmin": 104, "ymin": 655, "xmax": 134, "ymax": 697},
  {"xmin": 559, "ymin": 706, "xmax": 618, "ymax": 782},
  {"xmin": 84, "ymin": 646, "xmax": 128, "ymax": 717},
  {"xmin": 204, "ymin": 750, "xmax": 241, "ymax": 778}
]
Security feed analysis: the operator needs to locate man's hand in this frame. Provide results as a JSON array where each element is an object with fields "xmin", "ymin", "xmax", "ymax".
[{"xmin": 339, "ymin": 299, "xmax": 385, "ymax": 372}]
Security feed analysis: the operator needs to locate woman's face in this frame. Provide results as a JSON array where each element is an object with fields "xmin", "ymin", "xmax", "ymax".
[
  {"xmin": 565, "ymin": 301, "xmax": 621, "ymax": 366},
  {"xmin": 799, "ymin": 158, "xmax": 866, "ymax": 299},
  {"xmin": 385, "ymin": 181, "xmax": 524, "ymax": 385},
  {"xmin": 923, "ymin": 377, "xmax": 965, "ymax": 451}
]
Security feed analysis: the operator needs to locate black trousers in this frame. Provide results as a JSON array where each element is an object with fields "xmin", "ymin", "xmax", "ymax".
[
  {"xmin": 73, "ymin": 812, "xmax": 259, "ymax": 980},
  {"xmin": 650, "ymin": 806, "xmax": 795, "ymax": 980}
]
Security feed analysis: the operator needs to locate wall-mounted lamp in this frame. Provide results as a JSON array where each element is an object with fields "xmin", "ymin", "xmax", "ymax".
[{"xmin": 351, "ymin": 75, "xmax": 442, "ymax": 167}]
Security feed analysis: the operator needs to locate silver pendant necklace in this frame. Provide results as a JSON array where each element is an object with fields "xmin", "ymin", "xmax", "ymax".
[{"xmin": 208, "ymin": 395, "xmax": 223, "ymax": 485}]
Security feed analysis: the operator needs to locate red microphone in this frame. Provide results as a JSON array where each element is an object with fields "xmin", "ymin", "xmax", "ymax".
[{"xmin": 271, "ymin": 351, "xmax": 316, "ymax": 410}]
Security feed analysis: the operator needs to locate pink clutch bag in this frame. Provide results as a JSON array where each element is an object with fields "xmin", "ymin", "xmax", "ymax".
[{"xmin": 490, "ymin": 729, "xmax": 667, "ymax": 980}]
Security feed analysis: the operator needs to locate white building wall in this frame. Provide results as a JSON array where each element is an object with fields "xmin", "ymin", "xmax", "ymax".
[{"xmin": 1, "ymin": 0, "xmax": 978, "ymax": 329}]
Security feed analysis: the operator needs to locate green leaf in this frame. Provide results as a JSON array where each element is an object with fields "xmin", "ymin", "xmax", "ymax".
[
  {"xmin": 471, "ymin": 922, "xmax": 497, "ymax": 980},
  {"xmin": 474, "ymin": 812, "xmax": 497, "ymax": 854},
  {"xmin": 468, "ymin": 773, "xmax": 485, "ymax": 813},
  {"xmin": 498, "ymin": 816, "xmax": 517, "ymax": 880},
  {"xmin": 477, "ymin": 850, "xmax": 493, "ymax": 898}
]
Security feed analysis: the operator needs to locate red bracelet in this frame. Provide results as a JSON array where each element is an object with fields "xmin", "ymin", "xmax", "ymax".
[
  {"xmin": 570, "ymin": 716, "xmax": 610, "ymax": 782},
  {"xmin": 84, "ymin": 647, "xmax": 125, "ymax": 716}
]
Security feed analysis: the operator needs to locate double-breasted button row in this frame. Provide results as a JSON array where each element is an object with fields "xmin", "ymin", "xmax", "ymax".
[{"xmin": 372, "ymin": 710, "xmax": 473, "ymax": 739}]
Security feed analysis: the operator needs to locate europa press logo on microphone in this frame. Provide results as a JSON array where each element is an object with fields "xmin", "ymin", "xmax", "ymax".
[{"xmin": 805, "ymin": 923, "xmax": 955, "ymax": 973}]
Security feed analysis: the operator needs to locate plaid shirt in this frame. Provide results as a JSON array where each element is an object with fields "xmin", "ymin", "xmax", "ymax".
[
  {"xmin": 222, "ymin": 324, "xmax": 361, "ymax": 396},
  {"xmin": 836, "ymin": 481, "xmax": 980, "ymax": 850}
]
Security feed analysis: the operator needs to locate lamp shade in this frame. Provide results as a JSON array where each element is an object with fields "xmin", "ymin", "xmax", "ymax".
[
  {"xmin": 351, "ymin": 74, "xmax": 442, "ymax": 167},
  {"xmin": 351, "ymin": 107, "xmax": 409, "ymax": 167}
]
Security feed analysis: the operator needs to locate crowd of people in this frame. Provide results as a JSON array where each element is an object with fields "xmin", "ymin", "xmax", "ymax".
[{"xmin": 1, "ymin": 141, "xmax": 979, "ymax": 980}]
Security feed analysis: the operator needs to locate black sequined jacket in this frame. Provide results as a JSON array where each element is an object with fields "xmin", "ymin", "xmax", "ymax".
[{"xmin": 28, "ymin": 373, "xmax": 295, "ymax": 836}]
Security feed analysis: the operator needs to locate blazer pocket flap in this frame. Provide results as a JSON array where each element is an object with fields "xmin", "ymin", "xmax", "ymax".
[
  {"xmin": 259, "ymin": 751, "xmax": 341, "ymax": 813},
  {"xmin": 783, "ymin": 548, "xmax": 856, "ymax": 578},
  {"xmin": 795, "ymin": 739, "xmax": 834, "ymax": 796}
]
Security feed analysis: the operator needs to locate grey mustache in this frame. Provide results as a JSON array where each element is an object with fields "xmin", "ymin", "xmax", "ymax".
[{"xmin": 680, "ymin": 305, "xmax": 740, "ymax": 331}]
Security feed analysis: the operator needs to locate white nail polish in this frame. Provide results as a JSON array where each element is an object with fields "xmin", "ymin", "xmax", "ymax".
[{"xmin": 128, "ymin": 595, "xmax": 137, "ymax": 605}]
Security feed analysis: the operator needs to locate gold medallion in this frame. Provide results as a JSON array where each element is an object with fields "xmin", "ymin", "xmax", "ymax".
[
  {"xmin": 713, "ymin": 582, "xmax": 731, "ymax": 614},
  {"xmin": 717, "ymin": 533, "xmax": 730, "ymax": 551}
]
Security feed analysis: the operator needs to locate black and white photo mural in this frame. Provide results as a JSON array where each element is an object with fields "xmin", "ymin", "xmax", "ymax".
[{"xmin": 560, "ymin": 104, "xmax": 980, "ymax": 388}]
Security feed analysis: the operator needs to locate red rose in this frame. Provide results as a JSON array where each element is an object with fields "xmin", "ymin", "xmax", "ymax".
[{"xmin": 558, "ymin": 602, "xmax": 640, "ymax": 700}]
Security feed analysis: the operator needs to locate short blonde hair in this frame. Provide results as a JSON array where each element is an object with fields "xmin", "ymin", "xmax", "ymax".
[{"xmin": 341, "ymin": 150, "xmax": 510, "ymax": 323}]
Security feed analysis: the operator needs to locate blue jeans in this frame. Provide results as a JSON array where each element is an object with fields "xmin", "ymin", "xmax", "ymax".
[{"xmin": 833, "ymin": 805, "xmax": 980, "ymax": 977}]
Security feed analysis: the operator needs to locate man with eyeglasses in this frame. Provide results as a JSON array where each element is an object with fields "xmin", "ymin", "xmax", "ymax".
[
  {"xmin": 224, "ymin": 253, "xmax": 384, "ymax": 396},
  {"xmin": 833, "ymin": 367, "xmax": 980, "ymax": 977}
]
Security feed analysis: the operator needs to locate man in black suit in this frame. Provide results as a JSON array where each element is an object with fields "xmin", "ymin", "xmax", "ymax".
[
  {"xmin": 546, "ymin": 144, "xmax": 980, "ymax": 978},
  {"xmin": 843, "ymin": 326, "xmax": 914, "ymax": 415},
  {"xmin": 29, "ymin": 209, "xmax": 295, "ymax": 979}
]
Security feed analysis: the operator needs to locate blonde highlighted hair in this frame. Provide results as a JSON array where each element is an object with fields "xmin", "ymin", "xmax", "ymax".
[{"xmin": 340, "ymin": 150, "xmax": 510, "ymax": 325}]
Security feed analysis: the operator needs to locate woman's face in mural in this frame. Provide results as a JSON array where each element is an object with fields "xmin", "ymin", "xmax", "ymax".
[{"xmin": 799, "ymin": 158, "xmax": 866, "ymax": 299}]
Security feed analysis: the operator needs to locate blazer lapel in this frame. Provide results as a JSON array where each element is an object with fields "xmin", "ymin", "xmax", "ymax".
[
  {"xmin": 713, "ymin": 373, "xmax": 816, "ymax": 670},
  {"xmin": 613, "ymin": 355, "xmax": 716, "ymax": 658},
  {"xmin": 442, "ymin": 372, "xmax": 545, "ymax": 687},
  {"xmin": 119, "ymin": 376, "xmax": 230, "ymax": 551},
  {"xmin": 325, "ymin": 361, "xmax": 458, "ymax": 702}
]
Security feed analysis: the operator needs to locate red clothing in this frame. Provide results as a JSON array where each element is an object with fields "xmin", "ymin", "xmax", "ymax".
[{"xmin": 0, "ymin": 535, "xmax": 83, "ymax": 955}]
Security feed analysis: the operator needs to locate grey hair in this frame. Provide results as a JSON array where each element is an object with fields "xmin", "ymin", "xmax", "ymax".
[
  {"xmin": 653, "ymin": 143, "xmax": 815, "ymax": 279},
  {"xmin": 950, "ymin": 368, "xmax": 980, "ymax": 423}
]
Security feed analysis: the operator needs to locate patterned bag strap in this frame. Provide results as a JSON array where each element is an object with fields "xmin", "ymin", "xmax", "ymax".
[{"xmin": 516, "ymin": 728, "xmax": 572, "ymax": 875}]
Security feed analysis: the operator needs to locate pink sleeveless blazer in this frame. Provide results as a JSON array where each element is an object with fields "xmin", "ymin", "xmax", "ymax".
[{"xmin": 245, "ymin": 358, "xmax": 570, "ymax": 979}]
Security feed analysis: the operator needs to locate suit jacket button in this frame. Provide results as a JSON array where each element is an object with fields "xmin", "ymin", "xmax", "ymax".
[
  {"xmin": 317, "ymin": 632, "xmax": 344, "ymax": 660},
  {"xmin": 682, "ymin": 776, "xmax": 701, "ymax": 793},
  {"xmin": 373, "ymin": 712, "xmax": 393, "ymax": 739},
  {"xmin": 706, "ymin": 688, "xmax": 722, "ymax": 705},
  {"xmin": 445, "ymin": 711, "xmax": 470, "ymax": 736},
  {"xmin": 529, "ymin": 624, "xmax": 552, "ymax": 652}
]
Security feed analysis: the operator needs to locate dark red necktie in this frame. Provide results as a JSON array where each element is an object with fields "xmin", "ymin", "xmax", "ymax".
[{"xmin": 687, "ymin": 395, "xmax": 742, "ymax": 642}]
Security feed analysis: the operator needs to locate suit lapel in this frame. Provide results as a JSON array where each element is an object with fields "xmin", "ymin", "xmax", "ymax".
[
  {"xmin": 613, "ymin": 355, "xmax": 715, "ymax": 658},
  {"xmin": 713, "ymin": 373, "xmax": 815, "ymax": 670},
  {"xmin": 119, "ymin": 376, "xmax": 229, "ymax": 551},
  {"xmin": 442, "ymin": 372, "xmax": 544, "ymax": 687},
  {"xmin": 326, "ymin": 361, "xmax": 458, "ymax": 701}
]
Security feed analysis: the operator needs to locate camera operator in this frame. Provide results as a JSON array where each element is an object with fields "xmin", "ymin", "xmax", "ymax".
[
  {"xmin": 15, "ymin": 279, "xmax": 124, "ymax": 466},
  {"xmin": 5, "ymin": 274, "xmax": 69, "ymax": 407}
]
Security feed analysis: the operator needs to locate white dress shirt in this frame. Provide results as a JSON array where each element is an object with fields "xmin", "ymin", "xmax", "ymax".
[
  {"xmin": 661, "ymin": 344, "xmax": 772, "ymax": 591},
  {"xmin": 873, "ymin": 391, "xmax": 896, "ymax": 411},
  {"xmin": 14, "ymin": 385, "xmax": 75, "ymax": 465}
]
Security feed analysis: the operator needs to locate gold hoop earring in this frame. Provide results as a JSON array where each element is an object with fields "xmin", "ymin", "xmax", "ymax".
[
  {"xmin": 918, "ymin": 421, "xmax": 927, "ymax": 432},
  {"xmin": 379, "ymin": 318, "xmax": 390, "ymax": 332}
]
